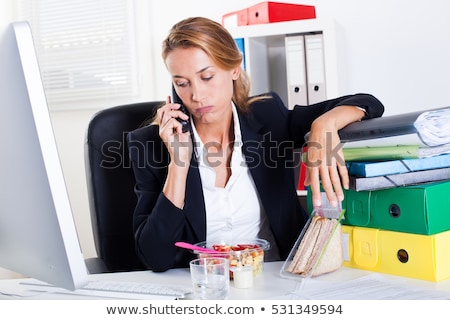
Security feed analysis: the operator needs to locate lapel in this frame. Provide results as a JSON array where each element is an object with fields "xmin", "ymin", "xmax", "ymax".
[
  {"xmin": 184, "ymin": 156, "xmax": 206, "ymax": 241},
  {"xmin": 238, "ymin": 112, "xmax": 273, "ymax": 213}
]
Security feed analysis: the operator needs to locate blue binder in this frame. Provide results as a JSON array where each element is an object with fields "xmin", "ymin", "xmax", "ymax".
[{"xmin": 347, "ymin": 153, "xmax": 450, "ymax": 177}]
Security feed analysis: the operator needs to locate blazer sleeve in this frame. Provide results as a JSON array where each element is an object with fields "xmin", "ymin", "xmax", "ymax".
[
  {"xmin": 127, "ymin": 126, "xmax": 189, "ymax": 272},
  {"xmin": 289, "ymin": 93, "xmax": 385, "ymax": 147}
]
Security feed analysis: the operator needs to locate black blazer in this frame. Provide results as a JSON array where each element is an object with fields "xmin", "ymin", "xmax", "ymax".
[{"xmin": 128, "ymin": 92, "xmax": 384, "ymax": 271}]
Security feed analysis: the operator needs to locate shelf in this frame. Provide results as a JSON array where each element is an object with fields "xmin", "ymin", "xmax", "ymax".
[{"xmin": 227, "ymin": 18, "xmax": 338, "ymax": 106}]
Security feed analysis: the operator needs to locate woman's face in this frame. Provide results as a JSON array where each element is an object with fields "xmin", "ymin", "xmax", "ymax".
[{"xmin": 165, "ymin": 47, "xmax": 239, "ymax": 126}]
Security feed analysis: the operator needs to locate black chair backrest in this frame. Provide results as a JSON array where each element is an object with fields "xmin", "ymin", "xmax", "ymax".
[{"xmin": 85, "ymin": 101, "xmax": 162, "ymax": 272}]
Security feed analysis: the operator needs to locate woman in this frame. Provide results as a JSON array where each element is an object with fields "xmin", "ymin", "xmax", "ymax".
[{"xmin": 128, "ymin": 17, "xmax": 384, "ymax": 271}]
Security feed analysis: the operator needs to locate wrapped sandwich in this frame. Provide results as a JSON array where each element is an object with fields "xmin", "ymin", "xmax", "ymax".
[{"xmin": 286, "ymin": 215, "xmax": 342, "ymax": 277}]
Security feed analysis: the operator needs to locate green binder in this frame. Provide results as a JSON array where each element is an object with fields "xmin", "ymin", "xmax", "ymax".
[
  {"xmin": 341, "ymin": 180, "xmax": 450, "ymax": 235},
  {"xmin": 306, "ymin": 180, "xmax": 450, "ymax": 235}
]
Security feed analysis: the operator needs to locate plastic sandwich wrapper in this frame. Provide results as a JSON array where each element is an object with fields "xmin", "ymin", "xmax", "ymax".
[{"xmin": 280, "ymin": 193, "xmax": 345, "ymax": 281}]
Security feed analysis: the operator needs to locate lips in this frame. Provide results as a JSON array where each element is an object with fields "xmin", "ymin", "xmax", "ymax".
[{"xmin": 195, "ymin": 105, "xmax": 213, "ymax": 114}]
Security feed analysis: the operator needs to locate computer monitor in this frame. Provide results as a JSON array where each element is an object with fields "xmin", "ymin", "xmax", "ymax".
[{"xmin": 0, "ymin": 21, "xmax": 89, "ymax": 290}]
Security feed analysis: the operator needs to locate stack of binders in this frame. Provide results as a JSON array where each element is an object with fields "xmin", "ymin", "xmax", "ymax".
[
  {"xmin": 307, "ymin": 106, "xmax": 450, "ymax": 281},
  {"xmin": 340, "ymin": 181, "xmax": 450, "ymax": 282},
  {"xmin": 340, "ymin": 106, "xmax": 450, "ymax": 192}
]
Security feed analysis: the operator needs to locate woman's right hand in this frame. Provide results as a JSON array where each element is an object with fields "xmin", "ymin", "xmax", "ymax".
[{"xmin": 157, "ymin": 96, "xmax": 192, "ymax": 168}]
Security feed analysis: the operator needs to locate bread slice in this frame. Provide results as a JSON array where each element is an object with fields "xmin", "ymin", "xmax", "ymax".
[
  {"xmin": 286, "ymin": 216, "xmax": 321, "ymax": 273},
  {"xmin": 287, "ymin": 215, "xmax": 342, "ymax": 276}
]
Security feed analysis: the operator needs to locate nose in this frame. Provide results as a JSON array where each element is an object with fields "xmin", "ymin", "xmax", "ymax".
[{"xmin": 190, "ymin": 81, "xmax": 205, "ymax": 103}]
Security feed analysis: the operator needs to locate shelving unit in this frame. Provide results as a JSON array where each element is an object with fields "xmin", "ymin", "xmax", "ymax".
[{"xmin": 228, "ymin": 18, "xmax": 338, "ymax": 108}]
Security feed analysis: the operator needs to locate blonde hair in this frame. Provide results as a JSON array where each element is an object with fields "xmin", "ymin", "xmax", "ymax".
[{"xmin": 162, "ymin": 17, "xmax": 266, "ymax": 113}]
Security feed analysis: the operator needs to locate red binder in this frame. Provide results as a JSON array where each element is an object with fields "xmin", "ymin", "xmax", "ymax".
[
  {"xmin": 298, "ymin": 162, "xmax": 307, "ymax": 191},
  {"xmin": 222, "ymin": 2, "xmax": 316, "ymax": 28},
  {"xmin": 248, "ymin": 2, "xmax": 316, "ymax": 25},
  {"xmin": 297, "ymin": 147, "xmax": 308, "ymax": 191},
  {"xmin": 222, "ymin": 9, "xmax": 249, "ymax": 28}
]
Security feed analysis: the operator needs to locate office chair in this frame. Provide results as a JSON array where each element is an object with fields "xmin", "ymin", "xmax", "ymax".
[{"xmin": 85, "ymin": 101, "xmax": 163, "ymax": 272}]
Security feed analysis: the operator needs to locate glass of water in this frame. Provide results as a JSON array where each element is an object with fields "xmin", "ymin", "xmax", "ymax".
[{"xmin": 189, "ymin": 257, "xmax": 229, "ymax": 300}]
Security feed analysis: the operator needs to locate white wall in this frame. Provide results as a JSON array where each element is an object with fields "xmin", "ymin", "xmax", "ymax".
[
  {"xmin": 148, "ymin": 0, "xmax": 450, "ymax": 115},
  {"xmin": 1, "ymin": 0, "xmax": 450, "ymax": 278},
  {"xmin": 313, "ymin": 0, "xmax": 450, "ymax": 115}
]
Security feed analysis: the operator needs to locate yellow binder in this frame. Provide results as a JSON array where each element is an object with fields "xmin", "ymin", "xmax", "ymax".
[{"xmin": 342, "ymin": 225, "xmax": 450, "ymax": 282}]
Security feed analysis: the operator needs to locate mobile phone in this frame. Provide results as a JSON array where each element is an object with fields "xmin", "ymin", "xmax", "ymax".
[{"xmin": 172, "ymin": 85, "xmax": 191, "ymax": 133}]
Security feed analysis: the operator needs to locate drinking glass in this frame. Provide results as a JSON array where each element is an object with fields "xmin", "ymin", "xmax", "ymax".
[{"xmin": 189, "ymin": 257, "xmax": 229, "ymax": 300}]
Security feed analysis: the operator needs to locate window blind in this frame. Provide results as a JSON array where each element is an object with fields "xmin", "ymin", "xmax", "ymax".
[{"xmin": 18, "ymin": 0, "xmax": 139, "ymax": 108}]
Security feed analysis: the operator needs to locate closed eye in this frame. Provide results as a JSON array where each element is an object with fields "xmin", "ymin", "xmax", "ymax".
[{"xmin": 175, "ymin": 81, "xmax": 188, "ymax": 88}]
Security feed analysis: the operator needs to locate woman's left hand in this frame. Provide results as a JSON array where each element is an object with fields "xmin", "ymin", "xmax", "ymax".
[
  {"xmin": 303, "ymin": 105, "xmax": 365, "ymax": 208},
  {"xmin": 304, "ymin": 123, "xmax": 347, "ymax": 208}
]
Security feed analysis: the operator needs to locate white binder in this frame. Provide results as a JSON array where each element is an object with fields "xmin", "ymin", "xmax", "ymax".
[
  {"xmin": 285, "ymin": 35, "xmax": 307, "ymax": 109},
  {"xmin": 305, "ymin": 34, "xmax": 326, "ymax": 104}
]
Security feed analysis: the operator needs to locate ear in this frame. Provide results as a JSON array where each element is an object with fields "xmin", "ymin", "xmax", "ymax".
[{"xmin": 231, "ymin": 67, "xmax": 240, "ymax": 80}]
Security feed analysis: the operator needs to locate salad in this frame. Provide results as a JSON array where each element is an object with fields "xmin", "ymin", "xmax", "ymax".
[{"xmin": 198, "ymin": 242, "xmax": 266, "ymax": 277}]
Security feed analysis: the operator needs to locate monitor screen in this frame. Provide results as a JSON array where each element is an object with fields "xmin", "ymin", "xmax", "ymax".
[{"xmin": 0, "ymin": 21, "xmax": 89, "ymax": 290}]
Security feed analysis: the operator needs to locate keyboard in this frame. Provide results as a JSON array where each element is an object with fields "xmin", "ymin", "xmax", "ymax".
[{"xmin": 21, "ymin": 279, "xmax": 192, "ymax": 300}]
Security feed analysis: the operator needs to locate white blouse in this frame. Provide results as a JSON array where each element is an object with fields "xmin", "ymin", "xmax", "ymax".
[{"xmin": 191, "ymin": 103, "xmax": 264, "ymax": 244}]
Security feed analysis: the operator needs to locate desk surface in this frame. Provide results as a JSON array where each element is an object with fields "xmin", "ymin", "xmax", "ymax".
[{"xmin": 2, "ymin": 262, "xmax": 450, "ymax": 300}]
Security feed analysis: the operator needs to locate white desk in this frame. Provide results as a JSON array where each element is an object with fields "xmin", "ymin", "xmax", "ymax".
[
  {"xmin": 2, "ymin": 262, "xmax": 450, "ymax": 300},
  {"xmin": 0, "ymin": 262, "xmax": 293, "ymax": 300}
]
